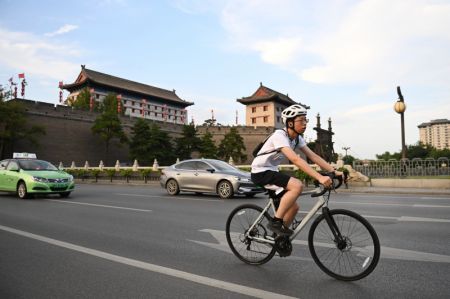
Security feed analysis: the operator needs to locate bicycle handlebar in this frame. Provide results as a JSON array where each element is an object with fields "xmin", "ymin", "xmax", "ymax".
[{"xmin": 311, "ymin": 172, "xmax": 343, "ymax": 197}]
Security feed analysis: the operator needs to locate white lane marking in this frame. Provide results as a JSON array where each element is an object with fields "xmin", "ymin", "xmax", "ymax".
[
  {"xmin": 334, "ymin": 201, "xmax": 450, "ymax": 208},
  {"xmin": 348, "ymin": 194, "xmax": 416, "ymax": 199},
  {"xmin": 200, "ymin": 229, "xmax": 450, "ymax": 263},
  {"xmin": 334, "ymin": 201, "xmax": 411, "ymax": 207},
  {"xmin": 116, "ymin": 193, "xmax": 221, "ymax": 202},
  {"xmin": 297, "ymin": 211, "xmax": 450, "ymax": 223},
  {"xmin": 0, "ymin": 225, "xmax": 298, "ymax": 299},
  {"xmin": 421, "ymin": 197, "xmax": 450, "ymax": 200},
  {"xmin": 399, "ymin": 216, "xmax": 450, "ymax": 223},
  {"xmin": 48, "ymin": 199, "xmax": 152, "ymax": 212},
  {"xmin": 413, "ymin": 204, "xmax": 450, "ymax": 208}
]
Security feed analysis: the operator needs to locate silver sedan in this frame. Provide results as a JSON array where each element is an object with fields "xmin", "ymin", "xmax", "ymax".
[{"xmin": 160, "ymin": 159, "xmax": 264, "ymax": 199}]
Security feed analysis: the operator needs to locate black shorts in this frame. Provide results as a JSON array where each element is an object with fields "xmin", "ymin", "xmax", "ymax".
[{"xmin": 251, "ymin": 170, "xmax": 291, "ymax": 188}]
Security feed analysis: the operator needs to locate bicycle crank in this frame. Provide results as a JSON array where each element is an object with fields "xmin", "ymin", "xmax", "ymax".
[{"xmin": 274, "ymin": 236, "xmax": 292, "ymax": 257}]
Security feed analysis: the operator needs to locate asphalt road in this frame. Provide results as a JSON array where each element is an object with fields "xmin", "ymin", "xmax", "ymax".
[{"xmin": 1, "ymin": 184, "xmax": 449, "ymax": 299}]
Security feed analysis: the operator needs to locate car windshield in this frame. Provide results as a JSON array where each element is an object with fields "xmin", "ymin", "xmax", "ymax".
[
  {"xmin": 18, "ymin": 159, "xmax": 58, "ymax": 171},
  {"xmin": 207, "ymin": 160, "xmax": 239, "ymax": 172}
]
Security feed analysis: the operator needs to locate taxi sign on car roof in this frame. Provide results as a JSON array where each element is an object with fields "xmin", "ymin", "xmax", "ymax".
[{"xmin": 13, "ymin": 152, "xmax": 37, "ymax": 159}]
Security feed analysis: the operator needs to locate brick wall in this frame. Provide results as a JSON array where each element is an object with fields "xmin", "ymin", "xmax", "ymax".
[{"xmin": 10, "ymin": 99, "xmax": 277, "ymax": 166}]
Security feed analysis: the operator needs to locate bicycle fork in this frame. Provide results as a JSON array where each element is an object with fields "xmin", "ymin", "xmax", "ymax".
[{"xmin": 322, "ymin": 207, "xmax": 346, "ymax": 250}]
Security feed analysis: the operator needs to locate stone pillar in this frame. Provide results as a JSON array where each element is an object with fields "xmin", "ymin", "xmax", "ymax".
[
  {"xmin": 115, "ymin": 160, "xmax": 120, "ymax": 171},
  {"xmin": 152, "ymin": 159, "xmax": 159, "ymax": 171},
  {"xmin": 133, "ymin": 159, "xmax": 139, "ymax": 171}
]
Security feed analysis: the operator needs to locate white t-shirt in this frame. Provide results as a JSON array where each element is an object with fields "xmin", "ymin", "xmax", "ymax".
[{"xmin": 251, "ymin": 129, "xmax": 306, "ymax": 173}]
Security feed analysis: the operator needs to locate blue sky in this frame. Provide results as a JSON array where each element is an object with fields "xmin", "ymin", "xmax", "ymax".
[{"xmin": 1, "ymin": 0, "xmax": 449, "ymax": 159}]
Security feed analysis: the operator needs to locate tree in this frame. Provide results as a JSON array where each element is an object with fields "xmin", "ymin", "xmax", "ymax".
[
  {"xmin": 0, "ymin": 99, "xmax": 46, "ymax": 159},
  {"xmin": 128, "ymin": 119, "xmax": 171, "ymax": 166},
  {"xmin": 67, "ymin": 88, "xmax": 93, "ymax": 110},
  {"xmin": 199, "ymin": 131, "xmax": 218, "ymax": 159},
  {"xmin": 375, "ymin": 142, "xmax": 450, "ymax": 160},
  {"xmin": 175, "ymin": 125, "xmax": 201, "ymax": 160},
  {"xmin": 376, "ymin": 151, "xmax": 401, "ymax": 160},
  {"xmin": 342, "ymin": 154, "xmax": 356, "ymax": 166},
  {"xmin": 217, "ymin": 127, "xmax": 247, "ymax": 163},
  {"xmin": 91, "ymin": 111, "xmax": 128, "ymax": 164},
  {"xmin": 147, "ymin": 123, "xmax": 176, "ymax": 166},
  {"xmin": 100, "ymin": 93, "xmax": 124, "ymax": 115}
]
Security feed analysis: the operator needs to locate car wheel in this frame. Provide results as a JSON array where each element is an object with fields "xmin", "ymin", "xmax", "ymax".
[
  {"xmin": 60, "ymin": 192, "xmax": 71, "ymax": 198},
  {"xmin": 166, "ymin": 179, "xmax": 180, "ymax": 195},
  {"xmin": 218, "ymin": 180, "xmax": 234, "ymax": 199},
  {"xmin": 17, "ymin": 181, "xmax": 29, "ymax": 199}
]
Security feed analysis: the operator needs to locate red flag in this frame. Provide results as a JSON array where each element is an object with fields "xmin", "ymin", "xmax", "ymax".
[{"xmin": 18, "ymin": 73, "xmax": 25, "ymax": 79}]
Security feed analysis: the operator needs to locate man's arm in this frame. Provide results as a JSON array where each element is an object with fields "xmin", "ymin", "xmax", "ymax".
[
  {"xmin": 300, "ymin": 146, "xmax": 335, "ymax": 172},
  {"xmin": 280, "ymin": 146, "xmax": 331, "ymax": 186},
  {"xmin": 300, "ymin": 146, "xmax": 344, "ymax": 177}
]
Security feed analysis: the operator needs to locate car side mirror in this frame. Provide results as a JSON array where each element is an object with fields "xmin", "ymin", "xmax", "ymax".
[{"xmin": 206, "ymin": 168, "xmax": 215, "ymax": 173}]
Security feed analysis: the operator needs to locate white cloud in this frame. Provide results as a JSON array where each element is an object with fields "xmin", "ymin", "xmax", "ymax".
[
  {"xmin": 0, "ymin": 27, "xmax": 81, "ymax": 81},
  {"xmin": 342, "ymin": 102, "xmax": 392, "ymax": 117},
  {"xmin": 211, "ymin": 0, "xmax": 450, "ymax": 92},
  {"xmin": 45, "ymin": 24, "xmax": 79, "ymax": 37}
]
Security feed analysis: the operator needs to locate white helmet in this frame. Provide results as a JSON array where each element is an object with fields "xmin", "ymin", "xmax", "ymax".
[{"xmin": 281, "ymin": 104, "xmax": 307, "ymax": 124}]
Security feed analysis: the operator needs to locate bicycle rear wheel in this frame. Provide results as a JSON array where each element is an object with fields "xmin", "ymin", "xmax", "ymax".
[
  {"xmin": 226, "ymin": 204, "xmax": 276, "ymax": 265},
  {"xmin": 308, "ymin": 209, "xmax": 380, "ymax": 281}
]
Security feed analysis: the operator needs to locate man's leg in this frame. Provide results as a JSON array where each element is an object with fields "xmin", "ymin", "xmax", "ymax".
[
  {"xmin": 274, "ymin": 177, "xmax": 302, "ymax": 221},
  {"xmin": 283, "ymin": 202, "xmax": 299, "ymax": 227}
]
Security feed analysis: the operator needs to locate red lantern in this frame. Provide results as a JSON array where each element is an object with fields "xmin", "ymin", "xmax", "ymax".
[
  {"xmin": 142, "ymin": 99, "xmax": 146, "ymax": 117},
  {"xmin": 117, "ymin": 94, "xmax": 122, "ymax": 114}
]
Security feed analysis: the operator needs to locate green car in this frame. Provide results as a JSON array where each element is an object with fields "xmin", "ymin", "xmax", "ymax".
[{"xmin": 0, "ymin": 155, "xmax": 75, "ymax": 199}]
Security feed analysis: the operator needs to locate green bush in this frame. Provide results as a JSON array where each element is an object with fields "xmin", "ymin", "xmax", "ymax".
[
  {"xmin": 90, "ymin": 169, "xmax": 103, "ymax": 182},
  {"xmin": 140, "ymin": 169, "xmax": 153, "ymax": 183},
  {"xmin": 295, "ymin": 170, "xmax": 312, "ymax": 186},
  {"xmin": 120, "ymin": 169, "xmax": 134, "ymax": 182},
  {"xmin": 105, "ymin": 169, "xmax": 116, "ymax": 182}
]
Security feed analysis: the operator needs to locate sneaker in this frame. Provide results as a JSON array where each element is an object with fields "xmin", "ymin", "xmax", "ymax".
[{"xmin": 268, "ymin": 219, "xmax": 293, "ymax": 236}]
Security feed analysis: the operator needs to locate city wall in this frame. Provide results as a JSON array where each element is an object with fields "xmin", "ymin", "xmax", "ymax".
[{"xmin": 12, "ymin": 99, "xmax": 270, "ymax": 166}]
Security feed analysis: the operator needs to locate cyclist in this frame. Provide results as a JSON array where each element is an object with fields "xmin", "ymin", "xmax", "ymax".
[{"xmin": 251, "ymin": 104, "xmax": 342, "ymax": 236}]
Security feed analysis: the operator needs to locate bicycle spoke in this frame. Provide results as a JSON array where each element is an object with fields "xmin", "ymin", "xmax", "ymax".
[
  {"xmin": 309, "ymin": 209, "xmax": 380, "ymax": 281},
  {"xmin": 226, "ymin": 204, "xmax": 276, "ymax": 265}
]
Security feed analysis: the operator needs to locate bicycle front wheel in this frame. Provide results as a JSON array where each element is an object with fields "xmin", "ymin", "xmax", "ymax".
[
  {"xmin": 226, "ymin": 204, "xmax": 276, "ymax": 265},
  {"xmin": 308, "ymin": 209, "xmax": 380, "ymax": 281}
]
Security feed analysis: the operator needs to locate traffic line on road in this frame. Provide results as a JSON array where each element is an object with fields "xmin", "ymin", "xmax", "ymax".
[
  {"xmin": 0, "ymin": 225, "xmax": 298, "ymax": 299},
  {"xmin": 413, "ymin": 204, "xmax": 450, "ymax": 208},
  {"xmin": 47, "ymin": 199, "xmax": 152, "ymax": 212},
  {"xmin": 333, "ymin": 201, "xmax": 450, "ymax": 208},
  {"xmin": 116, "ymin": 193, "xmax": 222, "ymax": 202},
  {"xmin": 297, "ymin": 211, "xmax": 450, "ymax": 223},
  {"xmin": 198, "ymin": 229, "xmax": 450, "ymax": 264}
]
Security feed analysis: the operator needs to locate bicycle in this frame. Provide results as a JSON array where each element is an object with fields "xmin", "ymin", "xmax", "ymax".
[{"xmin": 225, "ymin": 173, "xmax": 380, "ymax": 281}]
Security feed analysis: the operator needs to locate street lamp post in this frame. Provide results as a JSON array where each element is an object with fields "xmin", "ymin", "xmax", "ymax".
[
  {"xmin": 342, "ymin": 147, "xmax": 350, "ymax": 157},
  {"xmin": 394, "ymin": 86, "xmax": 407, "ymax": 159}
]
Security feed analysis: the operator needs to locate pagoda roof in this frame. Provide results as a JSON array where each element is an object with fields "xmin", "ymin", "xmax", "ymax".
[
  {"xmin": 62, "ymin": 66, "xmax": 193, "ymax": 107},
  {"xmin": 237, "ymin": 83, "xmax": 309, "ymax": 108}
]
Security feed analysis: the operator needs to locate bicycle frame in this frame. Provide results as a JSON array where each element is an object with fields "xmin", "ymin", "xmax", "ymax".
[{"xmin": 245, "ymin": 187, "xmax": 329, "ymax": 244}]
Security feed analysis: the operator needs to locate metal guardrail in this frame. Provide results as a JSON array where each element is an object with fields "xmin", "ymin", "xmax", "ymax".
[{"xmin": 353, "ymin": 158, "xmax": 450, "ymax": 177}]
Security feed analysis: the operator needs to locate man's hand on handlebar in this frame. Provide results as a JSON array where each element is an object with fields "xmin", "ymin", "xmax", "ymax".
[
  {"xmin": 333, "ymin": 170, "xmax": 344, "ymax": 178},
  {"xmin": 318, "ymin": 175, "xmax": 332, "ymax": 188}
]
